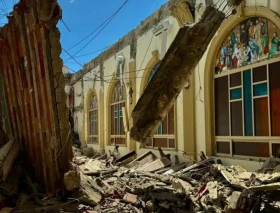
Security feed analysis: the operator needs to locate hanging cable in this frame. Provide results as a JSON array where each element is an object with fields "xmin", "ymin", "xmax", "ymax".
[{"xmin": 64, "ymin": 0, "xmax": 130, "ymax": 53}]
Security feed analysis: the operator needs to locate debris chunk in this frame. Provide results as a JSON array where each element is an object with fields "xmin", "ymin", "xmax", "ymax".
[
  {"xmin": 64, "ymin": 170, "xmax": 81, "ymax": 191},
  {"xmin": 123, "ymin": 193, "xmax": 137, "ymax": 203}
]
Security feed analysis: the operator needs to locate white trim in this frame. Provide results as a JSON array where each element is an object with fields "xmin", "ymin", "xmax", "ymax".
[
  {"xmin": 253, "ymin": 95, "xmax": 268, "ymax": 99},
  {"xmin": 252, "ymin": 80, "xmax": 268, "ymax": 85},
  {"xmin": 241, "ymin": 72, "xmax": 245, "ymax": 137},
  {"xmin": 230, "ymin": 86, "xmax": 242, "ymax": 90},
  {"xmin": 215, "ymin": 136, "xmax": 280, "ymax": 141},
  {"xmin": 267, "ymin": 63, "xmax": 271, "ymax": 137},
  {"xmin": 214, "ymin": 57, "xmax": 280, "ymax": 79},
  {"xmin": 228, "ymin": 76, "xmax": 231, "ymax": 136},
  {"xmin": 230, "ymin": 99, "xmax": 242, "ymax": 102}
]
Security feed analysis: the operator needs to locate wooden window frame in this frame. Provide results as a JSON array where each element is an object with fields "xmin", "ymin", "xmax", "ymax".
[
  {"xmin": 145, "ymin": 62, "xmax": 176, "ymax": 149},
  {"xmin": 88, "ymin": 93, "xmax": 98, "ymax": 144},
  {"xmin": 214, "ymin": 58, "xmax": 280, "ymax": 159},
  {"xmin": 109, "ymin": 81, "xmax": 126, "ymax": 146}
]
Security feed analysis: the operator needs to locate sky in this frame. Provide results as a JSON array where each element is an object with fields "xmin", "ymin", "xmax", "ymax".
[{"xmin": 0, "ymin": 0, "xmax": 168, "ymax": 72}]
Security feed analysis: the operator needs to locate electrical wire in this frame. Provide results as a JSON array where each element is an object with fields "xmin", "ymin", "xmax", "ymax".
[
  {"xmin": 66, "ymin": 0, "xmax": 130, "ymax": 62},
  {"xmin": 63, "ymin": 46, "xmax": 109, "ymax": 60},
  {"xmin": 64, "ymin": 0, "xmax": 130, "ymax": 54}
]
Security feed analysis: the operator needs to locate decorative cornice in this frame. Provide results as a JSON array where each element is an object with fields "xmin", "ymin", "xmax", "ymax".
[{"xmin": 170, "ymin": 0, "xmax": 194, "ymax": 27}]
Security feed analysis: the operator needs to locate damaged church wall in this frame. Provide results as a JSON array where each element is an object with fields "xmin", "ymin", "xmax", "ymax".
[
  {"xmin": 72, "ymin": 78, "xmax": 83, "ymax": 139},
  {"xmin": 69, "ymin": 0, "xmax": 195, "ymax": 163},
  {"xmin": 0, "ymin": 0, "xmax": 72, "ymax": 192},
  {"xmin": 194, "ymin": 0, "xmax": 280, "ymax": 169},
  {"xmin": 135, "ymin": 16, "xmax": 189, "ymax": 161}
]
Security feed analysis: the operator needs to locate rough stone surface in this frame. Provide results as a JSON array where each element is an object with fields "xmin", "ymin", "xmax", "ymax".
[
  {"xmin": 64, "ymin": 170, "xmax": 81, "ymax": 191},
  {"xmin": 83, "ymin": 147, "xmax": 95, "ymax": 158},
  {"xmin": 0, "ymin": 0, "xmax": 72, "ymax": 192}
]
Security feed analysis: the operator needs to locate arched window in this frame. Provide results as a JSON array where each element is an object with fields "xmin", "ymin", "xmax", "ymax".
[
  {"xmin": 110, "ymin": 80, "xmax": 126, "ymax": 145},
  {"xmin": 214, "ymin": 17, "xmax": 280, "ymax": 158},
  {"xmin": 88, "ymin": 92, "xmax": 98, "ymax": 144},
  {"xmin": 146, "ymin": 61, "xmax": 175, "ymax": 148}
]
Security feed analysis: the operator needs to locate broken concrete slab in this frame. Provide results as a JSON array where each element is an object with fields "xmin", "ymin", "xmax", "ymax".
[
  {"xmin": 206, "ymin": 181, "xmax": 218, "ymax": 200},
  {"xmin": 256, "ymin": 172, "xmax": 280, "ymax": 183},
  {"xmin": 130, "ymin": 5, "xmax": 229, "ymax": 144},
  {"xmin": 227, "ymin": 191, "xmax": 241, "ymax": 211},
  {"xmin": 238, "ymin": 172, "xmax": 252, "ymax": 180},
  {"xmin": 128, "ymin": 151, "xmax": 157, "ymax": 168},
  {"xmin": 114, "ymin": 150, "xmax": 136, "ymax": 165},
  {"xmin": 123, "ymin": 193, "xmax": 138, "ymax": 203},
  {"xmin": 249, "ymin": 182, "xmax": 280, "ymax": 191},
  {"xmin": 73, "ymin": 172, "xmax": 102, "ymax": 206},
  {"xmin": 137, "ymin": 157, "xmax": 171, "ymax": 172},
  {"xmin": 164, "ymin": 162, "xmax": 189, "ymax": 174}
]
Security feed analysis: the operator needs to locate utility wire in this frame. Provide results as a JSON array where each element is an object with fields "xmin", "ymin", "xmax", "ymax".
[
  {"xmin": 66, "ymin": 0, "xmax": 130, "ymax": 62},
  {"xmin": 64, "ymin": 46, "xmax": 109, "ymax": 60},
  {"xmin": 64, "ymin": 0, "xmax": 130, "ymax": 54}
]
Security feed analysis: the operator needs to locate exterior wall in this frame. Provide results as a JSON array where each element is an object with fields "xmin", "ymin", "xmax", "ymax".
[
  {"xmin": 73, "ymin": 79, "xmax": 83, "ymax": 141},
  {"xmin": 68, "ymin": 0, "xmax": 280, "ymax": 170},
  {"xmin": 69, "ymin": 0, "xmax": 195, "ymax": 163},
  {"xmin": 194, "ymin": 0, "xmax": 280, "ymax": 167},
  {"xmin": 135, "ymin": 16, "xmax": 188, "ymax": 162}
]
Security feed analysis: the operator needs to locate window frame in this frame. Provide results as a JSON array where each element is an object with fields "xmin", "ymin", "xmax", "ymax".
[
  {"xmin": 144, "ymin": 61, "xmax": 176, "ymax": 150},
  {"xmin": 214, "ymin": 57, "xmax": 280, "ymax": 160},
  {"xmin": 88, "ymin": 91, "xmax": 98, "ymax": 144},
  {"xmin": 109, "ymin": 80, "xmax": 126, "ymax": 146}
]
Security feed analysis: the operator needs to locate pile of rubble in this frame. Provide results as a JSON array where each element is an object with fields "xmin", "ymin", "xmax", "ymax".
[
  {"xmin": 62, "ymin": 147, "xmax": 280, "ymax": 213},
  {"xmin": 0, "ymin": 142, "xmax": 280, "ymax": 213}
]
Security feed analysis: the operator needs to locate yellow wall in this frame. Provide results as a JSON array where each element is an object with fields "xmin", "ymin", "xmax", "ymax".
[{"xmin": 70, "ymin": 0, "xmax": 280, "ymax": 168}]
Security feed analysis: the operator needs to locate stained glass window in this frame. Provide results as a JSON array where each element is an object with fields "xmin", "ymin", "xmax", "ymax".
[
  {"xmin": 146, "ymin": 61, "xmax": 175, "ymax": 149},
  {"xmin": 110, "ymin": 81, "xmax": 126, "ymax": 145},
  {"xmin": 88, "ymin": 91, "xmax": 98, "ymax": 144},
  {"xmin": 215, "ymin": 17, "xmax": 280, "ymax": 75},
  {"xmin": 214, "ymin": 17, "xmax": 280, "ymax": 158}
]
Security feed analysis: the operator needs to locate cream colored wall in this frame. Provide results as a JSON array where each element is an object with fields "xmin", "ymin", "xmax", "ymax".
[
  {"xmin": 77, "ymin": 44, "xmax": 131, "ymax": 154},
  {"xmin": 71, "ymin": 14, "xmax": 195, "ymax": 163},
  {"xmin": 73, "ymin": 80, "xmax": 83, "ymax": 139},
  {"xmin": 194, "ymin": 0, "xmax": 280, "ymax": 157},
  {"xmin": 134, "ymin": 16, "xmax": 188, "ymax": 163},
  {"xmin": 83, "ymin": 65, "xmax": 101, "ymax": 151}
]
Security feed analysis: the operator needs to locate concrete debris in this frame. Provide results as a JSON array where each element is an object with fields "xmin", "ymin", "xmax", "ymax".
[
  {"xmin": 59, "ymin": 148, "xmax": 280, "ymax": 212},
  {"xmin": 64, "ymin": 170, "xmax": 81, "ymax": 191},
  {"xmin": 83, "ymin": 147, "xmax": 96, "ymax": 158},
  {"xmin": 2, "ymin": 147, "xmax": 280, "ymax": 212},
  {"xmin": 130, "ymin": 2, "xmax": 244, "ymax": 144}
]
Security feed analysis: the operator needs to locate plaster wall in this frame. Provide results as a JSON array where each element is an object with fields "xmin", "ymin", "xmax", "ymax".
[{"xmin": 194, "ymin": 0, "xmax": 280, "ymax": 157}]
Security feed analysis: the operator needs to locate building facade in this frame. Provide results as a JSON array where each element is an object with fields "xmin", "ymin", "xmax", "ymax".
[{"xmin": 66, "ymin": 0, "xmax": 280, "ymax": 171}]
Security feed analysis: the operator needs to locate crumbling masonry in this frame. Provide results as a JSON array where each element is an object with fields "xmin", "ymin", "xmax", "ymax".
[{"xmin": 0, "ymin": 0, "xmax": 72, "ymax": 193}]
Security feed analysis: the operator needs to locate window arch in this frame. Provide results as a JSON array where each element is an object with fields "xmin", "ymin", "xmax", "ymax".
[
  {"xmin": 146, "ymin": 61, "xmax": 175, "ymax": 148},
  {"xmin": 214, "ymin": 16, "xmax": 280, "ymax": 158},
  {"xmin": 88, "ymin": 91, "xmax": 98, "ymax": 144},
  {"xmin": 110, "ymin": 80, "xmax": 126, "ymax": 145}
]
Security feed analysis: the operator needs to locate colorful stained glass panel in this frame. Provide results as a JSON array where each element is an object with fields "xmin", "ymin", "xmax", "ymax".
[
  {"xmin": 215, "ymin": 17, "xmax": 280, "ymax": 75},
  {"xmin": 253, "ymin": 83, "xmax": 268, "ymax": 96},
  {"xmin": 243, "ymin": 70, "xmax": 253, "ymax": 136},
  {"xmin": 230, "ymin": 88, "xmax": 242, "ymax": 100},
  {"xmin": 269, "ymin": 62, "xmax": 280, "ymax": 136}
]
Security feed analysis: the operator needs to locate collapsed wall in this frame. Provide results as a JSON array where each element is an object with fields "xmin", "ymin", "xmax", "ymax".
[{"xmin": 0, "ymin": 0, "xmax": 72, "ymax": 192}]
